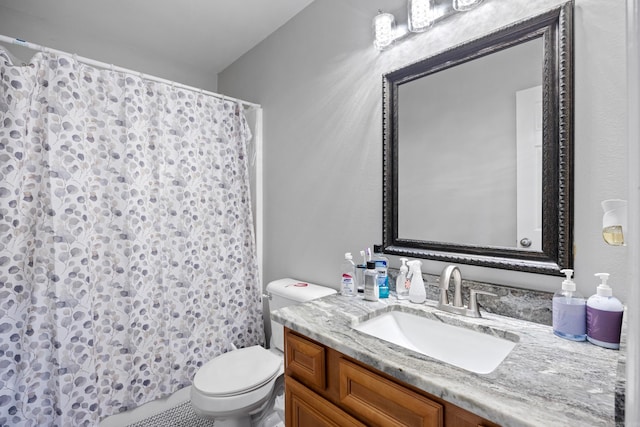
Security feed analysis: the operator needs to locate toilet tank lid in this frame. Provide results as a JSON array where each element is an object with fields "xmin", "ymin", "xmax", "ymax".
[{"xmin": 266, "ymin": 278, "xmax": 336, "ymax": 302}]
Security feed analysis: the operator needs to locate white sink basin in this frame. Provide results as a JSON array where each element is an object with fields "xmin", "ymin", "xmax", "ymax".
[{"xmin": 353, "ymin": 310, "xmax": 517, "ymax": 374}]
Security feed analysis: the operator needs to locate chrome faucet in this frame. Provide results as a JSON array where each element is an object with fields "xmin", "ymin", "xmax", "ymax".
[
  {"xmin": 437, "ymin": 265, "xmax": 497, "ymax": 318},
  {"xmin": 439, "ymin": 265, "xmax": 463, "ymax": 307}
]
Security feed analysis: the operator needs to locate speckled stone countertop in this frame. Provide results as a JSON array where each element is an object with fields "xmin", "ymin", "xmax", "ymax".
[{"xmin": 272, "ymin": 294, "xmax": 622, "ymax": 427}]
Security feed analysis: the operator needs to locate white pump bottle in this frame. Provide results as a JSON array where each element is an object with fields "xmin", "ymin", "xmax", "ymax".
[
  {"xmin": 396, "ymin": 258, "xmax": 410, "ymax": 300},
  {"xmin": 406, "ymin": 260, "xmax": 426, "ymax": 304}
]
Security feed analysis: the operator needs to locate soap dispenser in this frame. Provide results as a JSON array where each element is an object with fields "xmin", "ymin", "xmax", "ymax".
[
  {"xmin": 552, "ymin": 269, "xmax": 586, "ymax": 341},
  {"xmin": 396, "ymin": 258, "xmax": 410, "ymax": 300},
  {"xmin": 586, "ymin": 273, "xmax": 624, "ymax": 350},
  {"xmin": 407, "ymin": 260, "xmax": 426, "ymax": 304}
]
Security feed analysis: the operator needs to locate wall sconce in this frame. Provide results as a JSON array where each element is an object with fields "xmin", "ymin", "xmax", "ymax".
[{"xmin": 373, "ymin": 0, "xmax": 484, "ymax": 51}]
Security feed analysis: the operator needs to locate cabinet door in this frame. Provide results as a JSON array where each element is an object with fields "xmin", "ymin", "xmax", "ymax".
[
  {"xmin": 339, "ymin": 358, "xmax": 443, "ymax": 427},
  {"xmin": 285, "ymin": 330, "xmax": 327, "ymax": 389},
  {"xmin": 286, "ymin": 376, "xmax": 366, "ymax": 427},
  {"xmin": 445, "ymin": 404, "xmax": 501, "ymax": 427}
]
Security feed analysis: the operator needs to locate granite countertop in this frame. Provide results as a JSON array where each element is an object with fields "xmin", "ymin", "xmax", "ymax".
[{"xmin": 272, "ymin": 293, "xmax": 622, "ymax": 427}]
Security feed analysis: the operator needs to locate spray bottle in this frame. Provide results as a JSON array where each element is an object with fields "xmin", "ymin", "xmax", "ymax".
[
  {"xmin": 407, "ymin": 260, "xmax": 426, "ymax": 304},
  {"xmin": 340, "ymin": 252, "xmax": 356, "ymax": 297}
]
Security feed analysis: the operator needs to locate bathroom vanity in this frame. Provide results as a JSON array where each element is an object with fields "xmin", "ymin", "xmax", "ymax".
[
  {"xmin": 285, "ymin": 328, "xmax": 499, "ymax": 426},
  {"xmin": 273, "ymin": 294, "xmax": 622, "ymax": 427}
]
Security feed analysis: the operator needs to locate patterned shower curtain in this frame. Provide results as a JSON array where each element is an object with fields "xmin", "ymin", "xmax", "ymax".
[{"xmin": 0, "ymin": 48, "xmax": 264, "ymax": 426}]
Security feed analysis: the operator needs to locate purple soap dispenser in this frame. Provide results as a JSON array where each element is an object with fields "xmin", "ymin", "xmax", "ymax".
[{"xmin": 586, "ymin": 273, "xmax": 624, "ymax": 350}]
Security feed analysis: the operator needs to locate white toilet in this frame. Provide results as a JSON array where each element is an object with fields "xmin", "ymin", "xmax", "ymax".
[{"xmin": 190, "ymin": 278, "xmax": 336, "ymax": 427}]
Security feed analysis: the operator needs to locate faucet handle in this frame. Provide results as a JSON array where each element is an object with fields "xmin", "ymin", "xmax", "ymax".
[{"xmin": 468, "ymin": 289, "xmax": 498, "ymax": 317}]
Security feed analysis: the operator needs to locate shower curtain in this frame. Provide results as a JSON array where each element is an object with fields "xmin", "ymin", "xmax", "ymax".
[{"xmin": 0, "ymin": 48, "xmax": 264, "ymax": 426}]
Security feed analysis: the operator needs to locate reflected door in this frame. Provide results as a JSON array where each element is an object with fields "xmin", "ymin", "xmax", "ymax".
[{"xmin": 516, "ymin": 85, "xmax": 542, "ymax": 251}]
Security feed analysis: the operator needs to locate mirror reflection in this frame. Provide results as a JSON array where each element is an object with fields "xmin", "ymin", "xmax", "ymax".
[{"xmin": 398, "ymin": 37, "xmax": 543, "ymax": 250}]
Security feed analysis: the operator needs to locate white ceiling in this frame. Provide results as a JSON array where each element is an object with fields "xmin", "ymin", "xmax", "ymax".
[{"xmin": 0, "ymin": 0, "xmax": 316, "ymax": 76}]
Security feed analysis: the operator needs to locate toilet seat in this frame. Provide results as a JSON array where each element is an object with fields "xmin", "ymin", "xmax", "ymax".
[
  {"xmin": 193, "ymin": 346, "xmax": 282, "ymax": 397},
  {"xmin": 190, "ymin": 278, "xmax": 334, "ymax": 425}
]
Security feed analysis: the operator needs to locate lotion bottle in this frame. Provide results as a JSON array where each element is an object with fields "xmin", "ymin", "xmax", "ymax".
[
  {"xmin": 586, "ymin": 273, "xmax": 624, "ymax": 350},
  {"xmin": 552, "ymin": 269, "xmax": 586, "ymax": 341},
  {"xmin": 407, "ymin": 260, "xmax": 426, "ymax": 304}
]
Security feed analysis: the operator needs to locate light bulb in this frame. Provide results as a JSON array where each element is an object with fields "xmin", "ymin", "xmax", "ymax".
[
  {"xmin": 453, "ymin": 0, "xmax": 483, "ymax": 12},
  {"xmin": 408, "ymin": 0, "xmax": 435, "ymax": 33},
  {"xmin": 373, "ymin": 11, "xmax": 396, "ymax": 50}
]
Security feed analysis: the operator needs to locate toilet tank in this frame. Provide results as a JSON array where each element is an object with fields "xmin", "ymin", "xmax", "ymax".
[{"xmin": 266, "ymin": 278, "xmax": 336, "ymax": 351}]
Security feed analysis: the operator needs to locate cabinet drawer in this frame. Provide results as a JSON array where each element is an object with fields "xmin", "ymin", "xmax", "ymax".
[
  {"xmin": 339, "ymin": 358, "xmax": 443, "ymax": 427},
  {"xmin": 285, "ymin": 330, "xmax": 327, "ymax": 389},
  {"xmin": 286, "ymin": 376, "xmax": 366, "ymax": 427}
]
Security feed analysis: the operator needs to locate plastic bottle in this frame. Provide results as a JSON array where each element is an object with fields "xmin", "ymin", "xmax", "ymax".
[
  {"xmin": 340, "ymin": 252, "xmax": 356, "ymax": 297},
  {"xmin": 407, "ymin": 260, "xmax": 426, "ymax": 304},
  {"xmin": 396, "ymin": 258, "xmax": 410, "ymax": 300},
  {"xmin": 363, "ymin": 261, "xmax": 379, "ymax": 301},
  {"xmin": 586, "ymin": 273, "xmax": 624, "ymax": 350},
  {"xmin": 552, "ymin": 269, "xmax": 586, "ymax": 341},
  {"xmin": 355, "ymin": 250, "xmax": 368, "ymax": 294},
  {"xmin": 373, "ymin": 245, "xmax": 389, "ymax": 299}
]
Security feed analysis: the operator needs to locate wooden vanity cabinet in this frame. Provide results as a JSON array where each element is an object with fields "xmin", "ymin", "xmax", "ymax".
[
  {"xmin": 285, "ymin": 376, "xmax": 366, "ymax": 427},
  {"xmin": 284, "ymin": 328, "xmax": 500, "ymax": 427}
]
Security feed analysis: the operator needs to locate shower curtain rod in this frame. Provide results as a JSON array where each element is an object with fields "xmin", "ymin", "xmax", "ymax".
[{"xmin": 0, "ymin": 34, "xmax": 261, "ymax": 110}]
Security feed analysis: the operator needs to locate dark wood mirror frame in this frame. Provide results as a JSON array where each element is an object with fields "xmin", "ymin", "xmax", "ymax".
[{"xmin": 382, "ymin": 2, "xmax": 574, "ymax": 276}]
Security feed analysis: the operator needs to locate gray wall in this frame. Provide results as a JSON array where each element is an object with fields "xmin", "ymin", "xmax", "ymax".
[
  {"xmin": 219, "ymin": 0, "xmax": 629, "ymax": 301},
  {"xmin": 0, "ymin": 4, "xmax": 218, "ymax": 92}
]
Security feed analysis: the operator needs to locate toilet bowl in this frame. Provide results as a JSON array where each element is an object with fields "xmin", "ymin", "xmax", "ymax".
[
  {"xmin": 190, "ymin": 278, "xmax": 336, "ymax": 426},
  {"xmin": 191, "ymin": 346, "xmax": 283, "ymax": 426}
]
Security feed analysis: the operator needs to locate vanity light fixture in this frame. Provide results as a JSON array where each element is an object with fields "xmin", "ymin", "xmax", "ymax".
[
  {"xmin": 408, "ymin": 0, "xmax": 436, "ymax": 33},
  {"xmin": 453, "ymin": 0, "xmax": 483, "ymax": 12},
  {"xmin": 373, "ymin": 10, "xmax": 397, "ymax": 50},
  {"xmin": 373, "ymin": 0, "xmax": 484, "ymax": 51}
]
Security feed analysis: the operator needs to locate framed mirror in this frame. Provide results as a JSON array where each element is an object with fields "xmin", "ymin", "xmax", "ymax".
[{"xmin": 382, "ymin": 2, "xmax": 573, "ymax": 275}]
